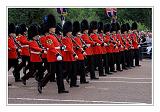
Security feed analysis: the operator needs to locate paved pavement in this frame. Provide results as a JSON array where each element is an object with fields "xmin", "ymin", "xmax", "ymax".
[{"xmin": 8, "ymin": 59, "xmax": 152, "ymax": 104}]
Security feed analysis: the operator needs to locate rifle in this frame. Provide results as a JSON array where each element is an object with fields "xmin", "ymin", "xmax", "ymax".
[
  {"xmin": 70, "ymin": 35, "xmax": 85, "ymax": 52},
  {"xmin": 51, "ymin": 33, "xmax": 66, "ymax": 51}
]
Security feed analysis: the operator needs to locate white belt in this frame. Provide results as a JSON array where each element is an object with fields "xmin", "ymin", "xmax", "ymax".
[
  {"xmin": 21, "ymin": 45, "xmax": 29, "ymax": 48},
  {"xmin": 46, "ymin": 47, "xmax": 60, "ymax": 50},
  {"xmin": 55, "ymin": 46, "xmax": 60, "ymax": 49},
  {"xmin": 86, "ymin": 44, "xmax": 91, "ymax": 47},
  {"xmin": 30, "ymin": 51, "xmax": 41, "ymax": 54}
]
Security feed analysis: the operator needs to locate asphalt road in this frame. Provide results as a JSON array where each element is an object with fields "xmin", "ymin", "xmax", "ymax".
[{"xmin": 8, "ymin": 59, "xmax": 152, "ymax": 105}]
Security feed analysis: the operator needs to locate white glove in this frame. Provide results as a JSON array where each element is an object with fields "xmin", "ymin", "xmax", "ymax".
[
  {"xmin": 97, "ymin": 43, "xmax": 101, "ymax": 46},
  {"xmin": 44, "ymin": 51, "xmax": 47, "ymax": 54},
  {"xmin": 83, "ymin": 52, "xmax": 87, "ymax": 56},
  {"xmin": 74, "ymin": 55, "xmax": 78, "ymax": 59},
  {"xmin": 57, "ymin": 55, "xmax": 62, "ymax": 61},
  {"xmin": 18, "ymin": 49, "xmax": 22, "ymax": 52},
  {"xmin": 104, "ymin": 43, "xmax": 108, "ymax": 46}
]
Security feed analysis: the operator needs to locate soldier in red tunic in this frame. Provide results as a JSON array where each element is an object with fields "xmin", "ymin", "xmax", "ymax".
[
  {"xmin": 38, "ymin": 14, "xmax": 69, "ymax": 94},
  {"xmin": 21, "ymin": 24, "xmax": 46, "ymax": 91},
  {"xmin": 62, "ymin": 21, "xmax": 79, "ymax": 87},
  {"xmin": 8, "ymin": 23, "xmax": 21, "ymax": 82},
  {"xmin": 115, "ymin": 22, "xmax": 123, "ymax": 71},
  {"xmin": 72, "ymin": 21, "xmax": 89, "ymax": 84},
  {"xmin": 103, "ymin": 23, "xmax": 113, "ymax": 74},
  {"xmin": 90, "ymin": 21, "xmax": 105, "ymax": 76},
  {"xmin": 126, "ymin": 23, "xmax": 134, "ymax": 68},
  {"xmin": 119, "ymin": 23, "xmax": 128, "ymax": 70},
  {"xmin": 15, "ymin": 24, "xmax": 30, "ymax": 76},
  {"xmin": 131, "ymin": 22, "xmax": 141, "ymax": 66},
  {"xmin": 98, "ymin": 22, "xmax": 112, "ymax": 75},
  {"xmin": 121, "ymin": 23, "xmax": 133, "ymax": 69},
  {"xmin": 81, "ymin": 20, "xmax": 99, "ymax": 80},
  {"xmin": 110, "ymin": 23, "xmax": 119, "ymax": 72}
]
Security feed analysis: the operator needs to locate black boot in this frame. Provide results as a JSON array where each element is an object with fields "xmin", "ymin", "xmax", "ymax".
[
  {"xmin": 38, "ymin": 82, "xmax": 42, "ymax": 94},
  {"xmin": 58, "ymin": 90, "xmax": 69, "ymax": 94}
]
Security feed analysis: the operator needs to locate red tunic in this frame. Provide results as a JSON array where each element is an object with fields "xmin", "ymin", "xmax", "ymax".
[
  {"xmin": 130, "ymin": 33, "xmax": 139, "ymax": 49},
  {"xmin": 39, "ymin": 36, "xmax": 47, "ymax": 59},
  {"xmin": 116, "ymin": 34, "xmax": 124, "ymax": 51},
  {"xmin": 90, "ymin": 33, "xmax": 103, "ymax": 55},
  {"xmin": 122, "ymin": 34, "xmax": 130, "ymax": 50},
  {"xmin": 62, "ymin": 37, "xmax": 75, "ymax": 62},
  {"xmin": 8, "ymin": 36, "xmax": 17, "ymax": 59},
  {"xmin": 99, "ymin": 33, "xmax": 107, "ymax": 54},
  {"xmin": 16, "ymin": 35, "xmax": 30, "ymax": 56},
  {"xmin": 73, "ymin": 37, "xmax": 85, "ymax": 60},
  {"xmin": 29, "ymin": 40, "xmax": 42, "ymax": 62},
  {"xmin": 45, "ymin": 35, "xmax": 60, "ymax": 62},
  {"xmin": 81, "ymin": 34, "xmax": 94, "ymax": 56},
  {"xmin": 111, "ymin": 35, "xmax": 119, "ymax": 53},
  {"xmin": 104, "ymin": 33, "xmax": 113, "ymax": 53}
]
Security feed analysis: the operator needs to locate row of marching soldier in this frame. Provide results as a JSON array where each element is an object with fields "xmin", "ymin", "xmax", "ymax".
[{"xmin": 8, "ymin": 14, "xmax": 141, "ymax": 94}]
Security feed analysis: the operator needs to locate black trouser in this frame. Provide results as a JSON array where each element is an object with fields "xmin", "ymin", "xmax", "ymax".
[
  {"xmin": 21, "ymin": 62, "xmax": 44, "ymax": 82},
  {"xmin": 41, "ymin": 58, "xmax": 55, "ymax": 81},
  {"xmin": 103, "ymin": 54, "xmax": 110, "ymax": 74},
  {"xmin": 125, "ymin": 50, "xmax": 132, "ymax": 67},
  {"xmin": 114, "ymin": 52, "xmax": 121, "ymax": 71},
  {"xmin": 108, "ymin": 53, "xmax": 114, "ymax": 72},
  {"xmin": 63, "ymin": 61, "xmax": 77, "ymax": 86},
  {"xmin": 76, "ymin": 60, "xmax": 87, "ymax": 83},
  {"xmin": 86, "ymin": 55, "xmax": 96, "ymax": 79},
  {"xmin": 18, "ymin": 56, "xmax": 30, "ymax": 75},
  {"xmin": 41, "ymin": 61, "xmax": 65, "ymax": 91},
  {"xmin": 8, "ymin": 59, "xmax": 20, "ymax": 81},
  {"xmin": 130, "ymin": 49, "xmax": 134, "ymax": 67},
  {"xmin": 133, "ymin": 49, "xmax": 140, "ymax": 66},
  {"xmin": 94, "ymin": 54, "xmax": 104, "ymax": 75},
  {"xmin": 121, "ymin": 51, "xmax": 126, "ymax": 69}
]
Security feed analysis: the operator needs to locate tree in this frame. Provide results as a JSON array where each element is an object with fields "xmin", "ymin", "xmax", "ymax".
[{"xmin": 8, "ymin": 8, "xmax": 152, "ymax": 31}]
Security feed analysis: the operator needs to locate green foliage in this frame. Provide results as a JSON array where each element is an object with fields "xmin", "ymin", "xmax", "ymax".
[
  {"xmin": 66, "ymin": 8, "xmax": 100, "ymax": 22},
  {"xmin": 117, "ymin": 8, "xmax": 152, "ymax": 31},
  {"xmin": 8, "ymin": 8, "xmax": 152, "ymax": 31},
  {"xmin": 123, "ymin": 20, "xmax": 148, "ymax": 31}
]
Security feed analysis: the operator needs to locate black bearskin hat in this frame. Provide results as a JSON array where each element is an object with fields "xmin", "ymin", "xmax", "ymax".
[
  {"xmin": 63, "ymin": 21, "xmax": 72, "ymax": 36},
  {"xmin": 121, "ymin": 24, "xmax": 127, "ymax": 34},
  {"xmin": 28, "ymin": 24, "xmax": 39, "ymax": 40},
  {"xmin": 39, "ymin": 23, "xmax": 48, "ymax": 35},
  {"xmin": 126, "ymin": 23, "xmax": 130, "ymax": 31},
  {"xmin": 90, "ymin": 21, "xmax": 98, "ymax": 33},
  {"xmin": 73, "ymin": 21, "xmax": 81, "ymax": 36},
  {"xmin": 20, "ymin": 24, "xmax": 27, "ymax": 35},
  {"xmin": 110, "ymin": 22, "xmax": 117, "ymax": 33},
  {"xmin": 44, "ymin": 14, "xmax": 56, "ymax": 32},
  {"xmin": 116, "ymin": 22, "xmax": 120, "ymax": 31},
  {"xmin": 131, "ymin": 22, "xmax": 138, "ymax": 30},
  {"xmin": 8, "ymin": 23, "xmax": 16, "ymax": 34},
  {"xmin": 55, "ymin": 23, "xmax": 63, "ymax": 35},
  {"xmin": 81, "ymin": 19, "xmax": 89, "ymax": 32},
  {"xmin": 15, "ymin": 25, "xmax": 22, "ymax": 36},
  {"xmin": 104, "ymin": 23, "xmax": 111, "ymax": 34},
  {"xmin": 98, "ymin": 22, "xmax": 104, "ymax": 33}
]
